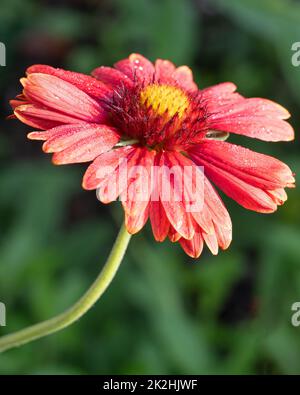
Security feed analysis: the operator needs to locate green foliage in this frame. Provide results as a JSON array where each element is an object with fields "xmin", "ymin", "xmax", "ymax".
[
  {"xmin": 99, "ymin": 0, "xmax": 198, "ymax": 64},
  {"xmin": 213, "ymin": 0, "xmax": 300, "ymax": 101},
  {"xmin": 0, "ymin": 0, "xmax": 299, "ymax": 375}
]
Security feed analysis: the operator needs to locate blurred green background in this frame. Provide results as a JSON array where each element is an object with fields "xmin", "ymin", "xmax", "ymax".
[{"xmin": 0, "ymin": 0, "xmax": 300, "ymax": 375}]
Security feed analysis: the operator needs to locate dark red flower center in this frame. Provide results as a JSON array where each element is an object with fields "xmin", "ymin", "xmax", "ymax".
[{"xmin": 103, "ymin": 82, "xmax": 212, "ymax": 152}]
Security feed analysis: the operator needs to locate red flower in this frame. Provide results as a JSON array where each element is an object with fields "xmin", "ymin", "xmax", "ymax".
[{"xmin": 10, "ymin": 54, "xmax": 295, "ymax": 258}]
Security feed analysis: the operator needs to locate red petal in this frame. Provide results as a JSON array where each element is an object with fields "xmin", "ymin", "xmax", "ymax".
[
  {"xmin": 209, "ymin": 98, "xmax": 290, "ymax": 120},
  {"xmin": 51, "ymin": 127, "xmax": 119, "ymax": 164},
  {"xmin": 169, "ymin": 152, "xmax": 215, "ymax": 235},
  {"xmin": 266, "ymin": 188, "xmax": 288, "ymax": 206},
  {"xmin": 180, "ymin": 214, "xmax": 231, "ymax": 258},
  {"xmin": 125, "ymin": 203, "xmax": 150, "ymax": 234},
  {"xmin": 213, "ymin": 223, "xmax": 232, "ymax": 250},
  {"xmin": 179, "ymin": 232, "xmax": 204, "ymax": 258},
  {"xmin": 202, "ymin": 176, "xmax": 232, "ymax": 231},
  {"xmin": 154, "ymin": 60, "xmax": 198, "ymax": 91},
  {"xmin": 82, "ymin": 146, "xmax": 135, "ymax": 190},
  {"xmin": 171, "ymin": 152, "xmax": 231, "ymax": 237},
  {"xmin": 26, "ymin": 65, "xmax": 111, "ymax": 100},
  {"xmin": 154, "ymin": 59, "xmax": 176, "ymax": 83},
  {"xmin": 208, "ymin": 116, "xmax": 294, "ymax": 142},
  {"xmin": 10, "ymin": 96, "xmax": 29, "ymax": 110},
  {"xmin": 15, "ymin": 104, "xmax": 78, "ymax": 130},
  {"xmin": 192, "ymin": 151, "xmax": 279, "ymax": 213},
  {"xmin": 97, "ymin": 148, "xmax": 141, "ymax": 203},
  {"xmin": 22, "ymin": 73, "xmax": 106, "ymax": 123},
  {"xmin": 200, "ymin": 82, "xmax": 243, "ymax": 111},
  {"xmin": 29, "ymin": 124, "xmax": 94, "ymax": 142},
  {"xmin": 91, "ymin": 66, "xmax": 133, "ymax": 89},
  {"xmin": 190, "ymin": 140, "xmax": 295, "ymax": 190},
  {"xmin": 149, "ymin": 199, "xmax": 170, "ymax": 242},
  {"xmin": 168, "ymin": 226, "xmax": 182, "ymax": 243},
  {"xmin": 27, "ymin": 130, "xmax": 57, "ymax": 141},
  {"xmin": 202, "ymin": 232, "xmax": 219, "ymax": 255},
  {"xmin": 159, "ymin": 152, "xmax": 195, "ymax": 240},
  {"xmin": 149, "ymin": 154, "xmax": 171, "ymax": 242},
  {"xmin": 172, "ymin": 66, "xmax": 198, "ymax": 91},
  {"xmin": 201, "ymin": 85, "xmax": 294, "ymax": 141},
  {"xmin": 42, "ymin": 124, "xmax": 120, "ymax": 153},
  {"xmin": 114, "ymin": 53, "xmax": 155, "ymax": 84},
  {"xmin": 170, "ymin": 152, "xmax": 205, "ymax": 210},
  {"xmin": 121, "ymin": 148, "xmax": 155, "ymax": 216}
]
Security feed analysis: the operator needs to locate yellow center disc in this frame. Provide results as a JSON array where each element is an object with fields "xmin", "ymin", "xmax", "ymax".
[{"xmin": 140, "ymin": 84, "xmax": 189, "ymax": 119}]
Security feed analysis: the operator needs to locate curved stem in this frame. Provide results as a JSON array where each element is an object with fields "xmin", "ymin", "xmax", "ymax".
[{"xmin": 0, "ymin": 222, "xmax": 131, "ymax": 353}]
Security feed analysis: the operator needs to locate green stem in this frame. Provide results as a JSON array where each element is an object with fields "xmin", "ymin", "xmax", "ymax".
[{"xmin": 0, "ymin": 222, "xmax": 131, "ymax": 353}]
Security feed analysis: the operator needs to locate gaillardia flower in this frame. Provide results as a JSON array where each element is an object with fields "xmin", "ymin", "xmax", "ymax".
[{"xmin": 10, "ymin": 54, "xmax": 295, "ymax": 258}]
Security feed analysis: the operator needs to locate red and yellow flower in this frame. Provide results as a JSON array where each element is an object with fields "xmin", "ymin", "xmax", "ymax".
[{"xmin": 10, "ymin": 54, "xmax": 295, "ymax": 258}]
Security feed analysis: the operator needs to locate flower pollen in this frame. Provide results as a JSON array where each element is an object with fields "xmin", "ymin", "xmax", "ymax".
[{"xmin": 140, "ymin": 84, "xmax": 189, "ymax": 119}]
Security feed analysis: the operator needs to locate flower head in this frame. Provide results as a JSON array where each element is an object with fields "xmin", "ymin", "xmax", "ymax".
[{"xmin": 10, "ymin": 54, "xmax": 295, "ymax": 258}]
